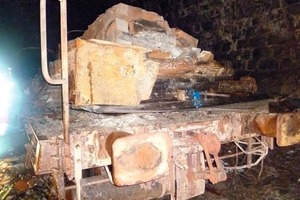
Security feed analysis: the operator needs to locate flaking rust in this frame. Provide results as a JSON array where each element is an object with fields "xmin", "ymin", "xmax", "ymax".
[
  {"xmin": 24, "ymin": 2, "xmax": 300, "ymax": 200},
  {"xmin": 277, "ymin": 113, "xmax": 300, "ymax": 146},
  {"xmin": 70, "ymin": 39, "xmax": 159, "ymax": 106},
  {"xmin": 112, "ymin": 132, "xmax": 171, "ymax": 186}
]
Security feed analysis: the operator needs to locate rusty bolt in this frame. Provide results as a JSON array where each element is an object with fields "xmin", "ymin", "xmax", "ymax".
[
  {"xmin": 88, "ymin": 145, "xmax": 95, "ymax": 153},
  {"xmin": 99, "ymin": 135, "xmax": 105, "ymax": 140}
]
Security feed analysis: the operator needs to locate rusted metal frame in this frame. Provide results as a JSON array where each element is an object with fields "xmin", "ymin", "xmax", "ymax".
[
  {"xmin": 173, "ymin": 134, "xmax": 205, "ymax": 199},
  {"xmin": 223, "ymin": 137, "xmax": 268, "ymax": 170},
  {"xmin": 40, "ymin": 0, "xmax": 64, "ymax": 85},
  {"xmin": 250, "ymin": 112, "xmax": 300, "ymax": 146},
  {"xmin": 194, "ymin": 145, "xmax": 263, "ymax": 164},
  {"xmin": 74, "ymin": 142, "xmax": 82, "ymax": 200},
  {"xmin": 30, "ymin": 147, "xmax": 37, "ymax": 169},
  {"xmin": 219, "ymin": 150, "xmax": 246, "ymax": 160},
  {"xmin": 40, "ymin": 0, "xmax": 71, "ymax": 176},
  {"xmin": 276, "ymin": 112, "xmax": 300, "ymax": 146},
  {"xmin": 247, "ymin": 137, "xmax": 253, "ymax": 168},
  {"xmin": 193, "ymin": 149, "xmax": 207, "ymax": 180},
  {"xmin": 173, "ymin": 112, "xmax": 279, "ymax": 143},
  {"xmin": 24, "ymin": 121, "xmax": 39, "ymax": 171},
  {"xmin": 194, "ymin": 133, "xmax": 226, "ymax": 184},
  {"xmin": 51, "ymin": 138, "xmax": 65, "ymax": 199},
  {"xmin": 32, "ymin": 141, "xmax": 60, "ymax": 175},
  {"xmin": 199, "ymin": 141, "xmax": 219, "ymax": 184},
  {"xmin": 261, "ymin": 136, "xmax": 274, "ymax": 149},
  {"xmin": 216, "ymin": 145, "xmax": 266, "ymax": 162},
  {"xmin": 187, "ymin": 149, "xmax": 199, "ymax": 195},
  {"xmin": 169, "ymin": 131, "xmax": 175, "ymax": 200},
  {"xmin": 174, "ymin": 124, "xmax": 215, "ymax": 133},
  {"xmin": 26, "ymin": 119, "xmax": 42, "ymax": 175},
  {"xmin": 32, "ymin": 153, "xmax": 40, "ymax": 175},
  {"xmin": 25, "ymin": 119, "xmax": 39, "ymax": 146},
  {"xmin": 65, "ymin": 177, "xmax": 111, "ymax": 190},
  {"xmin": 24, "ymin": 144, "xmax": 34, "ymax": 169},
  {"xmin": 59, "ymin": 0, "xmax": 72, "ymax": 177},
  {"xmin": 235, "ymin": 144, "xmax": 239, "ymax": 168},
  {"xmin": 186, "ymin": 134, "xmax": 267, "ymax": 172}
]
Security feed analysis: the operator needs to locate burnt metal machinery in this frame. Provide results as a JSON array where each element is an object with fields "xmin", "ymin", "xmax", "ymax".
[{"xmin": 24, "ymin": 0, "xmax": 300, "ymax": 199}]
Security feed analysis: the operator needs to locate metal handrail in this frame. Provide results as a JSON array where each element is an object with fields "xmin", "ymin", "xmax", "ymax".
[{"xmin": 40, "ymin": 0, "xmax": 69, "ymax": 145}]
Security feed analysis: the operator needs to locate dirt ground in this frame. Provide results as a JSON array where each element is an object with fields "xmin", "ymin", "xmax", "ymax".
[
  {"xmin": 196, "ymin": 144, "xmax": 300, "ymax": 200},
  {"xmin": 0, "ymin": 119, "xmax": 299, "ymax": 199}
]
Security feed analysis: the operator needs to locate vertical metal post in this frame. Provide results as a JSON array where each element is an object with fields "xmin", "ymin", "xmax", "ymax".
[
  {"xmin": 74, "ymin": 143, "xmax": 82, "ymax": 200},
  {"xmin": 58, "ymin": 0, "xmax": 72, "ymax": 178},
  {"xmin": 59, "ymin": 0, "xmax": 70, "ymax": 146},
  {"xmin": 40, "ymin": 0, "xmax": 71, "ymax": 196},
  {"xmin": 52, "ymin": 138, "xmax": 66, "ymax": 199},
  {"xmin": 247, "ymin": 137, "xmax": 253, "ymax": 167}
]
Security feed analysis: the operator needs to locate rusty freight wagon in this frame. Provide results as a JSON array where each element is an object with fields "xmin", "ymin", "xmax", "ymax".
[{"xmin": 25, "ymin": 1, "xmax": 300, "ymax": 199}]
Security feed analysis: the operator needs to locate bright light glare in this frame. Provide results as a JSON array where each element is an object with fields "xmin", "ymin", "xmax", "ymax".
[
  {"xmin": 0, "ymin": 122, "xmax": 8, "ymax": 136},
  {"xmin": 0, "ymin": 75, "xmax": 13, "ymax": 110},
  {"xmin": 0, "ymin": 73, "xmax": 14, "ymax": 135}
]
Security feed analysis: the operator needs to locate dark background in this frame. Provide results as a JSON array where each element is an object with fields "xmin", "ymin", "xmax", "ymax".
[{"xmin": 0, "ymin": 0, "xmax": 299, "ymax": 96}]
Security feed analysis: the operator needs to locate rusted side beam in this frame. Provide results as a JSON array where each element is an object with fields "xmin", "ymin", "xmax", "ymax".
[
  {"xmin": 250, "ymin": 114, "xmax": 278, "ymax": 137},
  {"xmin": 277, "ymin": 112, "xmax": 300, "ymax": 146},
  {"xmin": 26, "ymin": 110, "xmax": 300, "ymax": 178},
  {"xmin": 250, "ymin": 112, "xmax": 300, "ymax": 146}
]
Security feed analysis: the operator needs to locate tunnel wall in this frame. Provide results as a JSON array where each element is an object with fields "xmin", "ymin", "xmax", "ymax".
[{"xmin": 127, "ymin": 0, "xmax": 300, "ymax": 96}]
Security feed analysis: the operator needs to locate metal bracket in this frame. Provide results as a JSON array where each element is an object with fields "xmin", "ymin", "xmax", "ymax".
[
  {"xmin": 195, "ymin": 133, "xmax": 227, "ymax": 184},
  {"xmin": 74, "ymin": 142, "xmax": 82, "ymax": 200},
  {"xmin": 51, "ymin": 138, "xmax": 65, "ymax": 199}
]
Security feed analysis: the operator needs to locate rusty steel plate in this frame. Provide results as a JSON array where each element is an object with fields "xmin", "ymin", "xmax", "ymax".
[
  {"xmin": 71, "ymin": 38, "xmax": 159, "ymax": 106},
  {"xmin": 112, "ymin": 132, "xmax": 172, "ymax": 186},
  {"xmin": 276, "ymin": 112, "xmax": 300, "ymax": 146}
]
